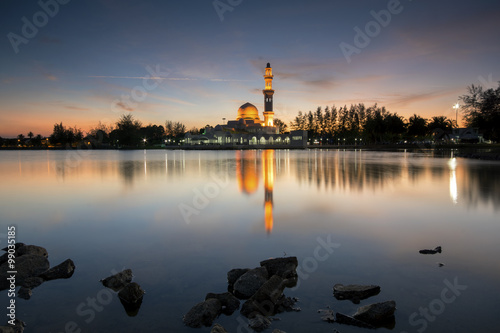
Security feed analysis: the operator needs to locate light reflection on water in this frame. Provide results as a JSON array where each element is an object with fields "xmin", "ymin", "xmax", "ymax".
[{"xmin": 0, "ymin": 149, "xmax": 499, "ymax": 332}]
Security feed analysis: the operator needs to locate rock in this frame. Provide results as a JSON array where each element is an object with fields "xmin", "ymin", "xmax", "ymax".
[
  {"xmin": 101, "ymin": 269, "xmax": 133, "ymax": 291},
  {"xmin": 248, "ymin": 313, "xmax": 272, "ymax": 332},
  {"xmin": 1, "ymin": 243, "xmax": 25, "ymax": 252},
  {"xmin": 0, "ymin": 319, "xmax": 26, "ymax": 333},
  {"xmin": 275, "ymin": 296, "xmax": 300, "ymax": 313},
  {"xmin": 260, "ymin": 257, "xmax": 298, "ymax": 280},
  {"xmin": 318, "ymin": 309, "xmax": 335, "ymax": 322},
  {"xmin": 0, "ymin": 243, "xmax": 25, "ymax": 265},
  {"xmin": 183, "ymin": 299, "xmax": 222, "ymax": 328},
  {"xmin": 39, "ymin": 259, "xmax": 75, "ymax": 281},
  {"xmin": 0, "ymin": 254, "xmax": 50, "ymax": 290},
  {"xmin": 333, "ymin": 284, "xmax": 381, "ymax": 303},
  {"xmin": 205, "ymin": 292, "xmax": 240, "ymax": 315},
  {"xmin": 241, "ymin": 275, "xmax": 286, "ymax": 318},
  {"xmin": 210, "ymin": 323, "xmax": 228, "ymax": 333},
  {"xmin": 227, "ymin": 268, "xmax": 250, "ymax": 290},
  {"xmin": 251, "ymin": 275, "xmax": 286, "ymax": 305},
  {"xmin": 353, "ymin": 300, "xmax": 396, "ymax": 325},
  {"xmin": 20, "ymin": 277, "xmax": 44, "ymax": 289},
  {"xmin": 272, "ymin": 330, "xmax": 286, "ymax": 333},
  {"xmin": 233, "ymin": 267, "xmax": 268, "ymax": 299},
  {"xmin": 118, "ymin": 282, "xmax": 145, "ymax": 304},
  {"xmin": 419, "ymin": 246, "xmax": 442, "ymax": 254},
  {"xmin": 17, "ymin": 245, "xmax": 48, "ymax": 258},
  {"xmin": 18, "ymin": 287, "xmax": 32, "ymax": 300},
  {"xmin": 336, "ymin": 312, "xmax": 374, "ymax": 329}
]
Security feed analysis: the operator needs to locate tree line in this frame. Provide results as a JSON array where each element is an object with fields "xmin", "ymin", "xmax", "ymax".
[
  {"xmin": 288, "ymin": 81, "xmax": 499, "ymax": 144},
  {"xmin": 288, "ymin": 104, "xmax": 455, "ymax": 144},
  {"xmin": 2, "ymin": 81, "xmax": 498, "ymax": 148}
]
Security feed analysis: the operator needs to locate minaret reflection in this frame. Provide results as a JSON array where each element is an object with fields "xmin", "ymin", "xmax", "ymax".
[
  {"xmin": 263, "ymin": 150, "xmax": 275, "ymax": 234},
  {"xmin": 235, "ymin": 150, "xmax": 275, "ymax": 234}
]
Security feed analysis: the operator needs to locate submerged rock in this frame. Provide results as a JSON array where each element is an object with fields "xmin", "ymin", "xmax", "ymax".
[
  {"xmin": 248, "ymin": 313, "xmax": 272, "ymax": 332},
  {"xmin": 336, "ymin": 312, "xmax": 375, "ymax": 329},
  {"xmin": 318, "ymin": 309, "xmax": 335, "ymax": 323},
  {"xmin": 20, "ymin": 277, "xmax": 44, "ymax": 289},
  {"xmin": 205, "ymin": 292, "xmax": 240, "ymax": 315},
  {"xmin": 333, "ymin": 284, "xmax": 381, "ymax": 303},
  {"xmin": 101, "ymin": 269, "xmax": 133, "ymax": 291},
  {"xmin": 210, "ymin": 323, "xmax": 228, "ymax": 333},
  {"xmin": 353, "ymin": 300, "xmax": 396, "ymax": 325},
  {"xmin": 18, "ymin": 287, "xmax": 32, "ymax": 300},
  {"xmin": 0, "ymin": 319, "xmax": 26, "ymax": 333},
  {"xmin": 233, "ymin": 267, "xmax": 268, "ymax": 299},
  {"xmin": 39, "ymin": 259, "xmax": 75, "ymax": 281},
  {"xmin": 183, "ymin": 299, "xmax": 222, "ymax": 328},
  {"xmin": 419, "ymin": 246, "xmax": 442, "ymax": 254}
]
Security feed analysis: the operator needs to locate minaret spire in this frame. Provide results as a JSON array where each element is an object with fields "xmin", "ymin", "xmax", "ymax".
[{"xmin": 263, "ymin": 63, "xmax": 275, "ymax": 128}]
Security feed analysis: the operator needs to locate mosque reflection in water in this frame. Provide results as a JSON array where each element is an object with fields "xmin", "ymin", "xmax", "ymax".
[{"xmin": 236, "ymin": 150, "xmax": 275, "ymax": 234}]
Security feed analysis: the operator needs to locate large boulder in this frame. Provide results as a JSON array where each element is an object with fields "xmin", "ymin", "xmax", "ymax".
[
  {"xmin": 353, "ymin": 300, "xmax": 396, "ymax": 325},
  {"xmin": 333, "ymin": 284, "xmax": 380, "ymax": 303},
  {"xmin": 205, "ymin": 292, "xmax": 240, "ymax": 315},
  {"xmin": 39, "ymin": 259, "xmax": 75, "ymax": 281},
  {"xmin": 233, "ymin": 267, "xmax": 268, "ymax": 299},
  {"xmin": 183, "ymin": 299, "xmax": 222, "ymax": 328},
  {"xmin": 101, "ymin": 269, "xmax": 133, "ymax": 291},
  {"xmin": 260, "ymin": 257, "xmax": 298, "ymax": 280}
]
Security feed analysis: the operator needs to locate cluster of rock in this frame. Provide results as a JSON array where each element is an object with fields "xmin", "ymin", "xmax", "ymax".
[
  {"xmin": 101, "ymin": 269, "xmax": 145, "ymax": 316},
  {"xmin": 0, "ymin": 243, "xmax": 75, "ymax": 299},
  {"xmin": 0, "ymin": 243, "xmax": 75, "ymax": 332},
  {"xmin": 319, "ymin": 284, "xmax": 396, "ymax": 329},
  {"xmin": 183, "ymin": 257, "xmax": 300, "ymax": 332}
]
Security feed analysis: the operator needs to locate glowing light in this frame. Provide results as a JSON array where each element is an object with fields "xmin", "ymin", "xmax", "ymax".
[{"xmin": 448, "ymin": 158, "xmax": 458, "ymax": 204}]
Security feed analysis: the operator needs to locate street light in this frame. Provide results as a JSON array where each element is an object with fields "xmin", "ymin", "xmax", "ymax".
[{"xmin": 453, "ymin": 103, "xmax": 460, "ymax": 127}]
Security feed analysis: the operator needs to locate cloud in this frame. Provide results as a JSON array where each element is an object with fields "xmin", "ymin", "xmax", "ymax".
[
  {"xmin": 65, "ymin": 106, "xmax": 89, "ymax": 111},
  {"xmin": 88, "ymin": 75, "xmax": 249, "ymax": 83},
  {"xmin": 46, "ymin": 74, "xmax": 58, "ymax": 81},
  {"xmin": 385, "ymin": 89, "xmax": 460, "ymax": 108},
  {"xmin": 115, "ymin": 101, "xmax": 134, "ymax": 111}
]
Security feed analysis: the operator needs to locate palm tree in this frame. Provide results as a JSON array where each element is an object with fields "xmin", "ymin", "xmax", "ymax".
[{"xmin": 27, "ymin": 131, "xmax": 34, "ymax": 140}]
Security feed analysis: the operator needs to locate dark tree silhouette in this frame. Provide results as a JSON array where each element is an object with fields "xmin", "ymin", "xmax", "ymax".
[{"xmin": 460, "ymin": 82, "xmax": 500, "ymax": 141}]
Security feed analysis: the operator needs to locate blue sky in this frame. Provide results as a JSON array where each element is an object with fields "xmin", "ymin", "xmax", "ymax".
[{"xmin": 1, "ymin": 0, "xmax": 499, "ymax": 137}]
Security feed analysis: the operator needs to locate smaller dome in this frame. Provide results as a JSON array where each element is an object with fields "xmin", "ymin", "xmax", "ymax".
[{"xmin": 237, "ymin": 102, "xmax": 260, "ymax": 122}]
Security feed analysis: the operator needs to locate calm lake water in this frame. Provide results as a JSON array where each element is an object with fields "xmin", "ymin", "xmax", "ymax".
[{"xmin": 1, "ymin": 149, "xmax": 499, "ymax": 333}]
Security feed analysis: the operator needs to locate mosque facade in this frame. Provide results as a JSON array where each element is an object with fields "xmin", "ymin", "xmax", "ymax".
[{"xmin": 184, "ymin": 63, "xmax": 307, "ymax": 148}]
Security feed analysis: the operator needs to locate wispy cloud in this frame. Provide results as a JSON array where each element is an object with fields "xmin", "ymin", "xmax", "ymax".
[
  {"xmin": 65, "ymin": 106, "xmax": 89, "ymax": 111},
  {"xmin": 88, "ymin": 75, "xmax": 250, "ymax": 82},
  {"xmin": 115, "ymin": 101, "xmax": 134, "ymax": 111}
]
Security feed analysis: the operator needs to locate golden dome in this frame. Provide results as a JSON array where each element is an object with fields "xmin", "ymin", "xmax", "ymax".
[{"xmin": 237, "ymin": 102, "xmax": 260, "ymax": 122}]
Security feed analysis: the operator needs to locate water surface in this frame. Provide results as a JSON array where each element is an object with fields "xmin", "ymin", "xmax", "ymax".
[{"xmin": 0, "ymin": 149, "xmax": 499, "ymax": 332}]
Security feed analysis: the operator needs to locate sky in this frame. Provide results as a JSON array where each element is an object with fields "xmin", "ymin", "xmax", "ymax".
[{"xmin": 1, "ymin": 0, "xmax": 499, "ymax": 137}]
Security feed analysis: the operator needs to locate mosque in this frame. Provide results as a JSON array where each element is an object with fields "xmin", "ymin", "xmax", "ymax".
[{"xmin": 184, "ymin": 63, "xmax": 307, "ymax": 148}]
